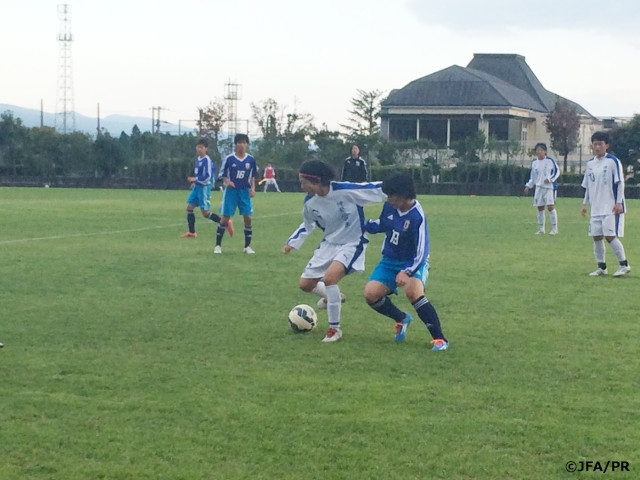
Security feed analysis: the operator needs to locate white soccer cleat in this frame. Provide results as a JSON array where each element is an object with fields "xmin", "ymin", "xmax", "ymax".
[
  {"xmin": 214, "ymin": 245, "xmax": 222, "ymax": 254},
  {"xmin": 549, "ymin": 229, "xmax": 558, "ymax": 235},
  {"xmin": 316, "ymin": 293, "xmax": 347, "ymax": 310},
  {"xmin": 613, "ymin": 265, "xmax": 631, "ymax": 277},
  {"xmin": 243, "ymin": 246, "xmax": 256, "ymax": 254},
  {"xmin": 589, "ymin": 268, "xmax": 608, "ymax": 276},
  {"xmin": 535, "ymin": 230, "xmax": 545, "ymax": 235},
  {"xmin": 322, "ymin": 327, "xmax": 342, "ymax": 342}
]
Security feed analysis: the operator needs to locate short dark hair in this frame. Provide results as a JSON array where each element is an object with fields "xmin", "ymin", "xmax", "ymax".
[
  {"xmin": 534, "ymin": 142, "xmax": 547, "ymax": 151},
  {"xmin": 591, "ymin": 131, "xmax": 610, "ymax": 144},
  {"xmin": 197, "ymin": 138, "xmax": 208, "ymax": 148},
  {"xmin": 298, "ymin": 160, "xmax": 335, "ymax": 186},
  {"xmin": 382, "ymin": 172, "xmax": 416, "ymax": 199},
  {"xmin": 234, "ymin": 133, "xmax": 250, "ymax": 145}
]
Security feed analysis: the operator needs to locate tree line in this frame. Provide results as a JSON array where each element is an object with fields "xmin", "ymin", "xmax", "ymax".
[{"xmin": 1, "ymin": 92, "xmax": 639, "ymax": 188}]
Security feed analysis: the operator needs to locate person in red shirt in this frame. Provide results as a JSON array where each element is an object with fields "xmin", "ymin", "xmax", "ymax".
[{"xmin": 261, "ymin": 163, "xmax": 282, "ymax": 192}]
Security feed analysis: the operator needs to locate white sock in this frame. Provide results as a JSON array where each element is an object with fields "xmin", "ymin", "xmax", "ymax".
[
  {"xmin": 594, "ymin": 239, "xmax": 606, "ymax": 264},
  {"xmin": 537, "ymin": 210, "xmax": 545, "ymax": 231},
  {"xmin": 325, "ymin": 284, "xmax": 342, "ymax": 329},
  {"xmin": 312, "ymin": 281, "xmax": 327, "ymax": 299},
  {"xmin": 609, "ymin": 238, "xmax": 627, "ymax": 263},
  {"xmin": 549, "ymin": 209, "xmax": 557, "ymax": 230}
]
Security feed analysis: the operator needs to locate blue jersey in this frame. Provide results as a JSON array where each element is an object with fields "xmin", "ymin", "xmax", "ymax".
[
  {"xmin": 220, "ymin": 154, "xmax": 257, "ymax": 190},
  {"xmin": 193, "ymin": 155, "xmax": 215, "ymax": 186},
  {"xmin": 365, "ymin": 199, "xmax": 429, "ymax": 276}
]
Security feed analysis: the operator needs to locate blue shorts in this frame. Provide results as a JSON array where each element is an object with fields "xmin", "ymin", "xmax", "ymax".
[
  {"xmin": 221, "ymin": 187, "xmax": 253, "ymax": 216},
  {"xmin": 368, "ymin": 256, "xmax": 429, "ymax": 295},
  {"xmin": 187, "ymin": 184, "xmax": 211, "ymax": 211}
]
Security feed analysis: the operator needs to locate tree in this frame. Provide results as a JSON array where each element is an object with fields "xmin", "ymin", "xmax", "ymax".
[
  {"xmin": 250, "ymin": 98, "xmax": 281, "ymax": 139},
  {"xmin": 341, "ymin": 89, "xmax": 385, "ymax": 141},
  {"xmin": 197, "ymin": 99, "xmax": 226, "ymax": 163},
  {"xmin": 0, "ymin": 111, "xmax": 29, "ymax": 175},
  {"xmin": 610, "ymin": 114, "xmax": 640, "ymax": 167},
  {"xmin": 545, "ymin": 99, "xmax": 580, "ymax": 173}
]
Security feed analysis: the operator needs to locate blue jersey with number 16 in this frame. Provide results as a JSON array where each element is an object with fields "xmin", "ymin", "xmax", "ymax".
[{"xmin": 220, "ymin": 154, "xmax": 257, "ymax": 190}]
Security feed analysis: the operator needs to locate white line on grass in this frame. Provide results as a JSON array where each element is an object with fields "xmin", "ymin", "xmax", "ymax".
[{"xmin": 0, "ymin": 211, "xmax": 301, "ymax": 245}]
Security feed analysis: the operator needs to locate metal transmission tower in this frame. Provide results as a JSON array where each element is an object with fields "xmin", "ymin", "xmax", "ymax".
[
  {"xmin": 224, "ymin": 80, "xmax": 242, "ymax": 141},
  {"xmin": 56, "ymin": 4, "xmax": 75, "ymax": 133}
]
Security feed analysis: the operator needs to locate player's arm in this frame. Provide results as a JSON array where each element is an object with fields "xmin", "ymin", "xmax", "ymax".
[
  {"xmin": 364, "ymin": 218, "xmax": 381, "ymax": 234},
  {"xmin": 284, "ymin": 221, "xmax": 313, "ymax": 253},
  {"xmin": 549, "ymin": 158, "xmax": 560, "ymax": 182}
]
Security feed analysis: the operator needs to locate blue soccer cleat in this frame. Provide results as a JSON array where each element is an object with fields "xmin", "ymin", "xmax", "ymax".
[
  {"xmin": 394, "ymin": 313, "xmax": 412, "ymax": 342},
  {"xmin": 431, "ymin": 338, "xmax": 449, "ymax": 351}
]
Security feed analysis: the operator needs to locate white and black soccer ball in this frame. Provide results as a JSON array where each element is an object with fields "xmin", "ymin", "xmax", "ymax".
[{"xmin": 288, "ymin": 304, "xmax": 318, "ymax": 333}]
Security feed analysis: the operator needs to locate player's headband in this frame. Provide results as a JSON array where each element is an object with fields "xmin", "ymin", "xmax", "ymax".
[{"xmin": 299, "ymin": 172, "xmax": 320, "ymax": 180}]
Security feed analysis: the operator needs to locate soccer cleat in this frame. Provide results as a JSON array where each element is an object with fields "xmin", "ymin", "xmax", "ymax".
[
  {"xmin": 225, "ymin": 219, "xmax": 234, "ymax": 237},
  {"xmin": 316, "ymin": 293, "xmax": 347, "ymax": 310},
  {"xmin": 589, "ymin": 268, "xmax": 608, "ymax": 276},
  {"xmin": 394, "ymin": 313, "xmax": 412, "ymax": 342},
  {"xmin": 214, "ymin": 245, "xmax": 222, "ymax": 254},
  {"xmin": 549, "ymin": 229, "xmax": 558, "ymax": 235},
  {"xmin": 431, "ymin": 338, "xmax": 449, "ymax": 351},
  {"xmin": 243, "ymin": 246, "xmax": 256, "ymax": 254},
  {"xmin": 535, "ymin": 230, "xmax": 545, "ymax": 235},
  {"xmin": 181, "ymin": 232, "xmax": 197, "ymax": 238},
  {"xmin": 613, "ymin": 265, "xmax": 631, "ymax": 277},
  {"xmin": 322, "ymin": 327, "xmax": 342, "ymax": 342}
]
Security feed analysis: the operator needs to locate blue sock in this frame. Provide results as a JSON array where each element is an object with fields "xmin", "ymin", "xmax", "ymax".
[
  {"xmin": 412, "ymin": 296, "xmax": 446, "ymax": 341},
  {"xmin": 368, "ymin": 296, "xmax": 406, "ymax": 323}
]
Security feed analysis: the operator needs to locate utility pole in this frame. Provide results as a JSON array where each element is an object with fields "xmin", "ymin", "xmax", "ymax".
[
  {"xmin": 55, "ymin": 4, "xmax": 75, "ymax": 133},
  {"xmin": 151, "ymin": 106, "xmax": 166, "ymax": 134}
]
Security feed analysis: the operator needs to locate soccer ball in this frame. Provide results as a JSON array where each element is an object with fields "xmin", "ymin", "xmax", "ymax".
[{"xmin": 288, "ymin": 304, "xmax": 318, "ymax": 333}]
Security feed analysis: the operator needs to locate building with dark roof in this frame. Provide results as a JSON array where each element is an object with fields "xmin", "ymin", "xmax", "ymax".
[{"xmin": 381, "ymin": 53, "xmax": 600, "ymax": 155}]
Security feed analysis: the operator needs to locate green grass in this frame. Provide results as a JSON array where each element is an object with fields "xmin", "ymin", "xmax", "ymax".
[{"xmin": 1, "ymin": 187, "xmax": 638, "ymax": 479}]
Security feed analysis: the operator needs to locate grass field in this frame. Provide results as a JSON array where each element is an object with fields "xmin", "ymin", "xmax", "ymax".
[{"xmin": 1, "ymin": 186, "xmax": 638, "ymax": 479}]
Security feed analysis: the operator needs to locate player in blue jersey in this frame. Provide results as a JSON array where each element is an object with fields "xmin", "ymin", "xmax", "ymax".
[
  {"xmin": 216, "ymin": 134, "xmax": 257, "ymax": 254},
  {"xmin": 363, "ymin": 172, "xmax": 448, "ymax": 350},
  {"xmin": 283, "ymin": 160, "xmax": 385, "ymax": 342},
  {"xmin": 181, "ymin": 138, "xmax": 234, "ymax": 238},
  {"xmin": 581, "ymin": 131, "xmax": 630, "ymax": 277},
  {"xmin": 524, "ymin": 143, "xmax": 560, "ymax": 234}
]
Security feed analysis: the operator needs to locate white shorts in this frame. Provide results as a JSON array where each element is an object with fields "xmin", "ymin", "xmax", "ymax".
[
  {"xmin": 589, "ymin": 214, "xmax": 624, "ymax": 237},
  {"xmin": 301, "ymin": 241, "xmax": 367, "ymax": 279},
  {"xmin": 533, "ymin": 187, "xmax": 556, "ymax": 207}
]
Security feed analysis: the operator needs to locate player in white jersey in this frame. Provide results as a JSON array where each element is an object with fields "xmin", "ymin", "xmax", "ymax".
[
  {"xmin": 524, "ymin": 142, "xmax": 560, "ymax": 234},
  {"xmin": 283, "ymin": 160, "xmax": 385, "ymax": 342},
  {"xmin": 580, "ymin": 131, "xmax": 630, "ymax": 277}
]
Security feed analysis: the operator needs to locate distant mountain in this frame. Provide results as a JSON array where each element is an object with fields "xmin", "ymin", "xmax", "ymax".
[{"xmin": 0, "ymin": 104, "xmax": 193, "ymax": 136}]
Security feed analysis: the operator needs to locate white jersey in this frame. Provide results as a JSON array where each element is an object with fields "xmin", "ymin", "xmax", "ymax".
[
  {"xmin": 286, "ymin": 181, "xmax": 385, "ymax": 249},
  {"xmin": 525, "ymin": 156, "xmax": 559, "ymax": 190},
  {"xmin": 581, "ymin": 154, "xmax": 625, "ymax": 216}
]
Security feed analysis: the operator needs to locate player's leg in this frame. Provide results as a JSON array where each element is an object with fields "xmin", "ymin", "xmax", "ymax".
[
  {"xmin": 589, "ymin": 216, "xmax": 607, "ymax": 275},
  {"xmin": 536, "ymin": 206, "xmax": 545, "ymax": 234},
  {"xmin": 321, "ymin": 260, "xmax": 348, "ymax": 342},
  {"xmin": 239, "ymin": 191, "xmax": 254, "ymax": 253},
  {"xmin": 605, "ymin": 215, "xmax": 630, "ymax": 276},
  {"xmin": 216, "ymin": 189, "xmax": 238, "ymax": 251},
  {"xmin": 182, "ymin": 186, "xmax": 200, "ymax": 237},
  {"xmin": 405, "ymin": 276, "xmax": 448, "ymax": 350},
  {"xmin": 182, "ymin": 204, "xmax": 197, "ymax": 237},
  {"xmin": 548, "ymin": 205, "xmax": 558, "ymax": 235}
]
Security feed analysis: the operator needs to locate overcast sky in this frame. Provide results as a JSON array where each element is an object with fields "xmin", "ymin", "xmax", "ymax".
[{"xmin": 2, "ymin": 0, "xmax": 639, "ymax": 134}]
